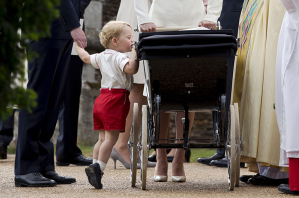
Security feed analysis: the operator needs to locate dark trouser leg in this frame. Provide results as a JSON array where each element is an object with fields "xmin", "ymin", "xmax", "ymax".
[
  {"xmin": 15, "ymin": 39, "xmax": 73, "ymax": 175},
  {"xmin": 56, "ymin": 56, "xmax": 83, "ymax": 159},
  {"xmin": 217, "ymin": 148, "xmax": 225, "ymax": 156},
  {"xmin": 0, "ymin": 110, "xmax": 15, "ymax": 147}
]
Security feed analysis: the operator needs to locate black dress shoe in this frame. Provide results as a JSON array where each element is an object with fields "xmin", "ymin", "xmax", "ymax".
[
  {"xmin": 85, "ymin": 166, "xmax": 92, "ymax": 185},
  {"xmin": 278, "ymin": 184, "xmax": 299, "ymax": 194},
  {"xmin": 152, "ymin": 149, "xmax": 191, "ymax": 163},
  {"xmin": 148, "ymin": 155, "xmax": 157, "ymax": 162},
  {"xmin": 41, "ymin": 171, "xmax": 76, "ymax": 184},
  {"xmin": 56, "ymin": 155, "xmax": 92, "ymax": 166},
  {"xmin": 197, "ymin": 153, "xmax": 224, "ymax": 164},
  {"xmin": 0, "ymin": 143, "xmax": 7, "ymax": 159},
  {"xmin": 86, "ymin": 163, "xmax": 103, "ymax": 189},
  {"xmin": 209, "ymin": 158, "xmax": 227, "ymax": 167},
  {"xmin": 247, "ymin": 175, "xmax": 288, "ymax": 186},
  {"xmin": 15, "ymin": 172, "xmax": 56, "ymax": 187},
  {"xmin": 240, "ymin": 173, "xmax": 259, "ymax": 183},
  {"xmin": 166, "ymin": 149, "xmax": 191, "ymax": 163},
  {"xmin": 167, "ymin": 156, "xmax": 174, "ymax": 162}
]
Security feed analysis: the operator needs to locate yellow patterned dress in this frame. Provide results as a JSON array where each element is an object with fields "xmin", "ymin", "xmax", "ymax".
[{"xmin": 231, "ymin": 0, "xmax": 286, "ymax": 172}]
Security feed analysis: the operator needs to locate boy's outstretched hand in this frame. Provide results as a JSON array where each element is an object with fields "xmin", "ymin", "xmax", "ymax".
[{"xmin": 75, "ymin": 42, "xmax": 91, "ymax": 65}]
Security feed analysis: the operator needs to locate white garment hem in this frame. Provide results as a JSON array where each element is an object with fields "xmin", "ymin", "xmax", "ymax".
[{"xmin": 280, "ymin": 146, "xmax": 299, "ymax": 152}]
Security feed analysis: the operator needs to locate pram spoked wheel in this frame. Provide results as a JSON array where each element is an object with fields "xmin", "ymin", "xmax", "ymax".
[
  {"xmin": 234, "ymin": 103, "xmax": 241, "ymax": 187},
  {"xmin": 129, "ymin": 103, "xmax": 139, "ymax": 187},
  {"xmin": 140, "ymin": 105, "xmax": 148, "ymax": 190},
  {"xmin": 226, "ymin": 105, "xmax": 236, "ymax": 190},
  {"xmin": 129, "ymin": 104, "xmax": 148, "ymax": 189}
]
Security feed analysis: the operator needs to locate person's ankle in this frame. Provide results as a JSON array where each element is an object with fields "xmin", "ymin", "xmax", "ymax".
[
  {"xmin": 155, "ymin": 162, "xmax": 168, "ymax": 176},
  {"xmin": 114, "ymin": 145, "xmax": 128, "ymax": 153},
  {"xmin": 172, "ymin": 165, "xmax": 185, "ymax": 176}
]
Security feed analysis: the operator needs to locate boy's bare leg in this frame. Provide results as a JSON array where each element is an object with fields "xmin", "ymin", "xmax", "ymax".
[
  {"xmin": 93, "ymin": 130, "xmax": 105, "ymax": 160},
  {"xmin": 98, "ymin": 130, "xmax": 120, "ymax": 164},
  {"xmin": 172, "ymin": 112, "xmax": 195, "ymax": 176},
  {"xmin": 155, "ymin": 112, "xmax": 170, "ymax": 176},
  {"xmin": 114, "ymin": 84, "xmax": 146, "ymax": 163}
]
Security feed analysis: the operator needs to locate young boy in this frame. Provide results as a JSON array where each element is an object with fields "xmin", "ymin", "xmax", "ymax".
[{"xmin": 75, "ymin": 21, "xmax": 139, "ymax": 189}]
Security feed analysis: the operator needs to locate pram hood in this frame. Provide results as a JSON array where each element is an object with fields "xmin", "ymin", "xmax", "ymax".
[{"xmin": 137, "ymin": 29, "xmax": 237, "ymax": 60}]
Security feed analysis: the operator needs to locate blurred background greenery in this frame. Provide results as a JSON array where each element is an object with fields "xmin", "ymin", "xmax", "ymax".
[
  {"xmin": 0, "ymin": 0, "xmax": 59, "ymax": 120},
  {"xmin": 7, "ymin": 146, "xmax": 217, "ymax": 163}
]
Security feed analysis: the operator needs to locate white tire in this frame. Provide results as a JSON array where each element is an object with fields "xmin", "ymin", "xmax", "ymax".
[
  {"xmin": 227, "ymin": 105, "xmax": 236, "ymax": 190},
  {"xmin": 130, "ymin": 103, "xmax": 139, "ymax": 187},
  {"xmin": 141, "ymin": 105, "xmax": 148, "ymax": 190},
  {"xmin": 234, "ymin": 103, "xmax": 240, "ymax": 187}
]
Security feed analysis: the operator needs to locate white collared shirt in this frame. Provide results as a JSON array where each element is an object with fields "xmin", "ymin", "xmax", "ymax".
[{"xmin": 90, "ymin": 49, "xmax": 133, "ymax": 92}]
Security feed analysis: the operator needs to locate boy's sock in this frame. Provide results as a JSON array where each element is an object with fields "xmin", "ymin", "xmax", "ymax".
[
  {"xmin": 93, "ymin": 159, "xmax": 97, "ymax": 164},
  {"xmin": 97, "ymin": 160, "xmax": 106, "ymax": 172}
]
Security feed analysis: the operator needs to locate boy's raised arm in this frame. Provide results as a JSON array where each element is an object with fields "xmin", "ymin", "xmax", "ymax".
[
  {"xmin": 75, "ymin": 42, "xmax": 91, "ymax": 65},
  {"xmin": 123, "ymin": 48, "xmax": 139, "ymax": 74}
]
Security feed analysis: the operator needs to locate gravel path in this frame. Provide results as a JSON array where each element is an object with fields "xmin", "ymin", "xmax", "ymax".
[{"xmin": 0, "ymin": 154, "xmax": 293, "ymax": 197}]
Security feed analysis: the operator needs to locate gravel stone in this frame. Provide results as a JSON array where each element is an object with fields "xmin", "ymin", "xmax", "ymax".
[{"xmin": 0, "ymin": 154, "xmax": 292, "ymax": 197}]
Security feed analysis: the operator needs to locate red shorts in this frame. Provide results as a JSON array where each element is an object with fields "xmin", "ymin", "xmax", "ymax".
[{"xmin": 93, "ymin": 88, "xmax": 130, "ymax": 132}]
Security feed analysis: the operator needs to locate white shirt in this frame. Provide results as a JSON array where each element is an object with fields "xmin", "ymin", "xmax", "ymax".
[{"xmin": 90, "ymin": 49, "xmax": 133, "ymax": 91}]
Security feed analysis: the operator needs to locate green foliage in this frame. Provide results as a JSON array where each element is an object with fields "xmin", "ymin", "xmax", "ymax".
[{"xmin": 0, "ymin": 0, "xmax": 60, "ymax": 119}]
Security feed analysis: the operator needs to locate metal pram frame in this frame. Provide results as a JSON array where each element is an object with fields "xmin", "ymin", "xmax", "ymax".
[{"xmin": 128, "ymin": 26, "xmax": 241, "ymax": 191}]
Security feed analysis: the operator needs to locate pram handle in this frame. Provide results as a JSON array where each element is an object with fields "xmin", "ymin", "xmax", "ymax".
[
  {"xmin": 135, "ymin": 21, "xmax": 222, "ymax": 33},
  {"xmin": 156, "ymin": 26, "xmax": 203, "ymax": 31},
  {"xmin": 155, "ymin": 22, "xmax": 222, "ymax": 31}
]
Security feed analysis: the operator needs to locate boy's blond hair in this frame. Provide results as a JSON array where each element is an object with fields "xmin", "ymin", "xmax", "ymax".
[{"xmin": 99, "ymin": 21, "xmax": 132, "ymax": 49}]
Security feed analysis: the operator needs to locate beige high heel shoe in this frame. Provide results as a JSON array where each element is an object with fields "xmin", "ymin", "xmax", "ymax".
[
  {"xmin": 154, "ymin": 175, "xmax": 168, "ymax": 182},
  {"xmin": 111, "ymin": 147, "xmax": 156, "ymax": 169},
  {"xmin": 111, "ymin": 147, "xmax": 141, "ymax": 169},
  {"xmin": 153, "ymin": 163, "xmax": 168, "ymax": 182},
  {"xmin": 172, "ymin": 176, "xmax": 186, "ymax": 182}
]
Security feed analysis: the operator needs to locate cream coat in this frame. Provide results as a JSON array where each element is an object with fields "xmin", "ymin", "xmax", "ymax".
[
  {"xmin": 116, "ymin": 0, "xmax": 150, "ymax": 84},
  {"xmin": 135, "ymin": 0, "xmax": 222, "ymax": 26},
  {"xmin": 275, "ymin": 0, "xmax": 299, "ymax": 166}
]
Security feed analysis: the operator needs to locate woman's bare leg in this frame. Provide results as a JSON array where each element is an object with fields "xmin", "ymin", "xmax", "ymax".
[
  {"xmin": 114, "ymin": 84, "xmax": 146, "ymax": 163},
  {"xmin": 155, "ymin": 112, "xmax": 170, "ymax": 176},
  {"xmin": 172, "ymin": 112, "xmax": 195, "ymax": 176},
  {"xmin": 167, "ymin": 149, "xmax": 176, "ymax": 157}
]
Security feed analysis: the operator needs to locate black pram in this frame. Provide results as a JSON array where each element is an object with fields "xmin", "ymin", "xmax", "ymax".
[{"xmin": 129, "ymin": 29, "xmax": 241, "ymax": 191}]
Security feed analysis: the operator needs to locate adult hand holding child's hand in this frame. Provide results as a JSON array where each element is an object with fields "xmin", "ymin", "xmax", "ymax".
[
  {"xmin": 71, "ymin": 27, "xmax": 87, "ymax": 48},
  {"xmin": 198, "ymin": 20, "xmax": 217, "ymax": 30}
]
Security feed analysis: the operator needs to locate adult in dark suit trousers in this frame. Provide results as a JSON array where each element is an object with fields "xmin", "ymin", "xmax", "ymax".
[
  {"xmin": 197, "ymin": 0, "xmax": 244, "ymax": 166},
  {"xmin": 0, "ymin": 111, "xmax": 15, "ymax": 159},
  {"xmin": 55, "ymin": 0, "xmax": 92, "ymax": 167},
  {"xmin": 15, "ymin": 0, "xmax": 87, "ymax": 187}
]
